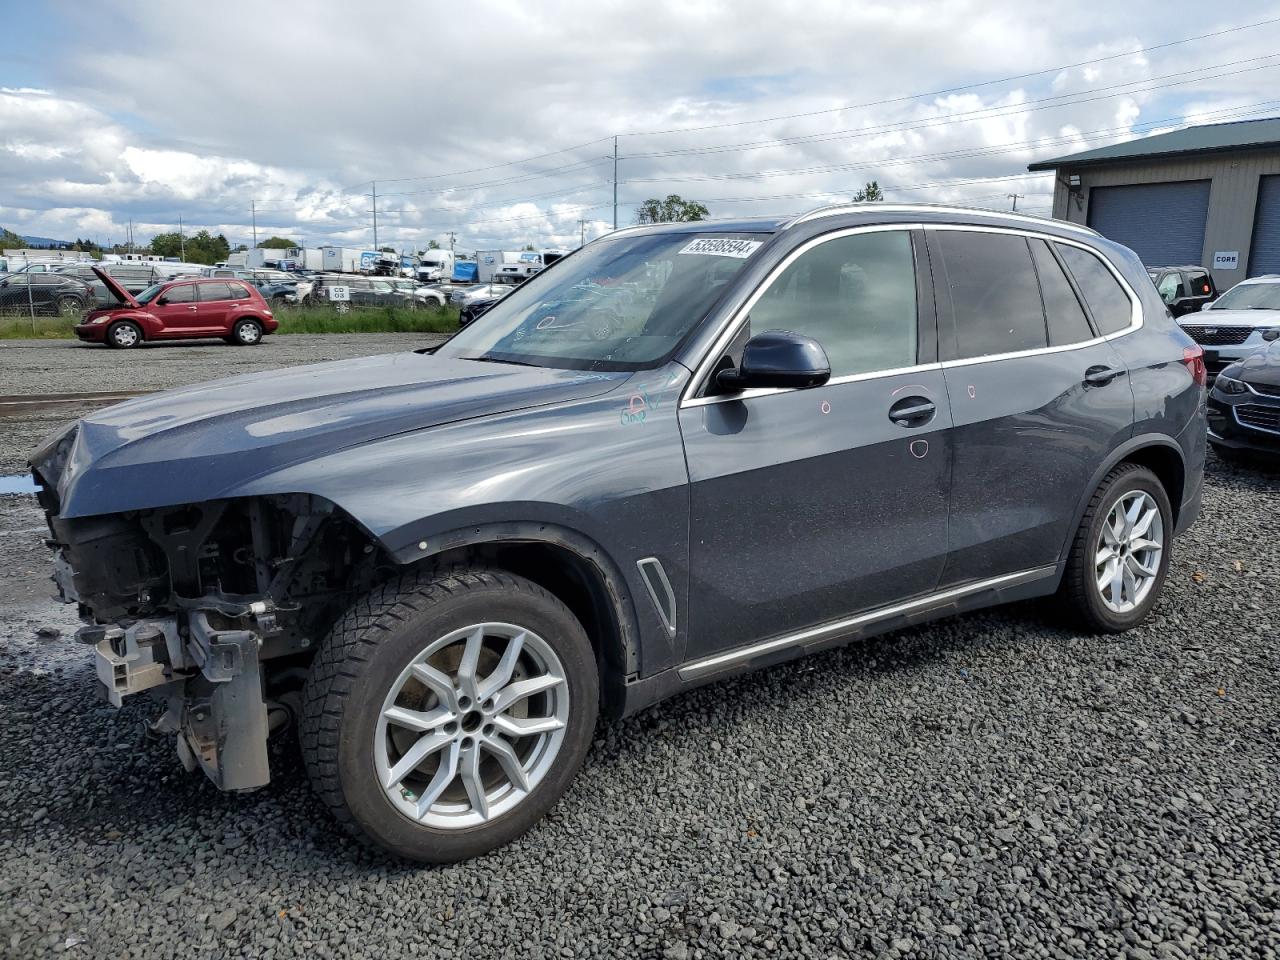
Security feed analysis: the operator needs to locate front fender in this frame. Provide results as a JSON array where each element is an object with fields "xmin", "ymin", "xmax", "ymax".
[{"xmin": 235, "ymin": 365, "xmax": 694, "ymax": 676}]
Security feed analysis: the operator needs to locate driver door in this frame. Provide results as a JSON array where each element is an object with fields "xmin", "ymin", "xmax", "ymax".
[
  {"xmin": 151, "ymin": 281, "xmax": 200, "ymax": 335},
  {"xmin": 677, "ymin": 228, "xmax": 953, "ymax": 662}
]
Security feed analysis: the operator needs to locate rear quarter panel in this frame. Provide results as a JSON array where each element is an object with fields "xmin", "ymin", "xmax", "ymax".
[{"xmin": 1095, "ymin": 239, "xmax": 1206, "ymax": 519}]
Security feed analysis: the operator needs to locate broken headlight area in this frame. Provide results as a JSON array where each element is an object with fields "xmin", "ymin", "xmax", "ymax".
[{"xmin": 45, "ymin": 494, "xmax": 391, "ymax": 792}]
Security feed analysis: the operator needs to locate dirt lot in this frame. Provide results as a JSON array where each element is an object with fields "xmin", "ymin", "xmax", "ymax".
[{"xmin": 0, "ymin": 336, "xmax": 1277, "ymax": 959}]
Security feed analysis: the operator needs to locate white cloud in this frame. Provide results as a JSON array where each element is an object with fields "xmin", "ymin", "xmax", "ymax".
[{"xmin": 4, "ymin": 0, "xmax": 1280, "ymax": 247}]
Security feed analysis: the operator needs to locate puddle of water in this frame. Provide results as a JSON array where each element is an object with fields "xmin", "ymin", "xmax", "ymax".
[{"xmin": 0, "ymin": 474, "xmax": 38, "ymax": 495}]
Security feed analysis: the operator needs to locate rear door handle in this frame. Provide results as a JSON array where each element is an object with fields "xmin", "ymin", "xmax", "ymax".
[
  {"xmin": 1084, "ymin": 365, "xmax": 1122, "ymax": 386},
  {"xmin": 888, "ymin": 396, "xmax": 936, "ymax": 427}
]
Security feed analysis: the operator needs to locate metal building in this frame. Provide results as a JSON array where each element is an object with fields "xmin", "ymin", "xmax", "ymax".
[{"xmin": 1028, "ymin": 117, "xmax": 1280, "ymax": 286}]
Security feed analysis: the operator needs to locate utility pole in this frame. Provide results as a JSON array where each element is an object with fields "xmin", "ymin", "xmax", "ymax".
[
  {"xmin": 1007, "ymin": 193, "xmax": 1025, "ymax": 212},
  {"xmin": 578, "ymin": 219, "xmax": 587, "ymax": 247},
  {"xmin": 371, "ymin": 180, "xmax": 378, "ymax": 250},
  {"xmin": 251, "ymin": 200, "xmax": 258, "ymax": 248},
  {"xmin": 178, "ymin": 214, "xmax": 185, "ymax": 262},
  {"xmin": 127, "ymin": 218, "xmax": 133, "ymax": 255},
  {"xmin": 446, "ymin": 231, "xmax": 456, "ymax": 253},
  {"xmin": 612, "ymin": 136, "xmax": 618, "ymax": 230}
]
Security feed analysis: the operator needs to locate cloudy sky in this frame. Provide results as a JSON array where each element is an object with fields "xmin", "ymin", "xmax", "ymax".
[{"xmin": 3, "ymin": 1, "xmax": 1280, "ymax": 255}]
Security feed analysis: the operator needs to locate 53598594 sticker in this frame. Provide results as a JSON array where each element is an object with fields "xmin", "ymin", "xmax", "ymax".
[{"xmin": 677, "ymin": 238, "xmax": 764, "ymax": 259}]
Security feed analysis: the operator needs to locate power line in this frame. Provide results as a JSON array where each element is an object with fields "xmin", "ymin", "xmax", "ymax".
[
  {"xmin": 621, "ymin": 16, "xmax": 1280, "ymax": 137},
  {"xmin": 622, "ymin": 56, "xmax": 1280, "ymax": 161}
]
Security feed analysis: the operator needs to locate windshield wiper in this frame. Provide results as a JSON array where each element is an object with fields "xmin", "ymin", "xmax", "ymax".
[{"xmin": 469, "ymin": 355, "xmax": 542, "ymax": 368}]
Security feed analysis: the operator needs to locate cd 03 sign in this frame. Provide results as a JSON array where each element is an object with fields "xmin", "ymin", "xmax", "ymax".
[{"xmin": 328, "ymin": 286, "xmax": 351, "ymax": 301}]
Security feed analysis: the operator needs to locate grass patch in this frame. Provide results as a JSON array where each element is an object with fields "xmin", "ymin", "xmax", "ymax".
[
  {"xmin": 0, "ymin": 314, "xmax": 77, "ymax": 339},
  {"xmin": 274, "ymin": 304, "xmax": 460, "ymax": 335},
  {"xmin": 0, "ymin": 304, "xmax": 461, "ymax": 340}
]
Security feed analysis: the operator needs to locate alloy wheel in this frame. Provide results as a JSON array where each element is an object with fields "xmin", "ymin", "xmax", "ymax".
[
  {"xmin": 375, "ymin": 622, "xmax": 569, "ymax": 829},
  {"xmin": 1094, "ymin": 490, "xmax": 1164, "ymax": 613}
]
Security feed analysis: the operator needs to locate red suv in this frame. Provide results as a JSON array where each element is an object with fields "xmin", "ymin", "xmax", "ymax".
[{"xmin": 76, "ymin": 268, "xmax": 279, "ymax": 348}]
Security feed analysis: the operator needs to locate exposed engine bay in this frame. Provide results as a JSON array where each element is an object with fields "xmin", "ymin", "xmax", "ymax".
[{"xmin": 34, "ymin": 430, "xmax": 391, "ymax": 790}]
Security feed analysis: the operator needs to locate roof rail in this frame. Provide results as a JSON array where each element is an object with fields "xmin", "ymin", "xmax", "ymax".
[{"xmin": 784, "ymin": 202, "xmax": 1100, "ymax": 238}]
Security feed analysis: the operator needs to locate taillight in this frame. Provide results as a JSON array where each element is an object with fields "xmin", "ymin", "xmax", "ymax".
[{"xmin": 1182, "ymin": 345, "xmax": 1207, "ymax": 387}]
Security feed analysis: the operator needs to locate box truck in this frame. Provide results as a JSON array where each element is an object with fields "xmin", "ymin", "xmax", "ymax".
[{"xmin": 321, "ymin": 247, "xmax": 380, "ymax": 274}]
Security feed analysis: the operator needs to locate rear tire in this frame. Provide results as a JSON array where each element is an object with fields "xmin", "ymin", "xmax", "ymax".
[
  {"xmin": 105, "ymin": 320, "xmax": 142, "ymax": 349},
  {"xmin": 1060, "ymin": 463, "xmax": 1173, "ymax": 633},
  {"xmin": 300, "ymin": 567, "xmax": 598, "ymax": 863},
  {"xmin": 230, "ymin": 318, "xmax": 263, "ymax": 345},
  {"xmin": 57, "ymin": 296, "xmax": 82, "ymax": 318}
]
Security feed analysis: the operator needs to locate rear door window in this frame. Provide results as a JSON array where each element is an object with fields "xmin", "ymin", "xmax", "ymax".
[
  {"xmin": 1055, "ymin": 245, "xmax": 1133, "ymax": 335},
  {"xmin": 1186, "ymin": 269, "xmax": 1213, "ymax": 297},
  {"xmin": 198, "ymin": 282, "xmax": 234, "ymax": 302},
  {"xmin": 1029, "ymin": 240, "xmax": 1095, "ymax": 346},
  {"xmin": 934, "ymin": 230, "xmax": 1047, "ymax": 360}
]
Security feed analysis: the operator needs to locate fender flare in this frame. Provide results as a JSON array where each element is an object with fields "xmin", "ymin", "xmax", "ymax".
[
  {"xmin": 382, "ymin": 517, "xmax": 643, "ymax": 683},
  {"xmin": 1055, "ymin": 433, "xmax": 1187, "ymax": 575}
]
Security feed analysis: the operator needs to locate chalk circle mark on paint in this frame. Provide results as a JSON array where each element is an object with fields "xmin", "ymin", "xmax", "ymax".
[
  {"xmin": 910, "ymin": 439, "xmax": 929, "ymax": 459},
  {"xmin": 819, "ymin": 400, "xmax": 831, "ymax": 415}
]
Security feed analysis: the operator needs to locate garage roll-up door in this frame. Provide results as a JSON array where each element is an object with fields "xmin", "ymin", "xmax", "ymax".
[
  {"xmin": 1087, "ymin": 180, "xmax": 1211, "ymax": 266},
  {"xmin": 1248, "ymin": 175, "xmax": 1280, "ymax": 277}
]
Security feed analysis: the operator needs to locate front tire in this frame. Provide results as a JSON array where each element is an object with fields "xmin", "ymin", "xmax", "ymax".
[
  {"xmin": 105, "ymin": 320, "xmax": 142, "ymax": 349},
  {"xmin": 1060, "ymin": 463, "xmax": 1173, "ymax": 632},
  {"xmin": 300, "ymin": 568, "xmax": 598, "ymax": 863}
]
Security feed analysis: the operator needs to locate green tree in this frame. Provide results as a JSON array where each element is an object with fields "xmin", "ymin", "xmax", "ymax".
[
  {"xmin": 426, "ymin": 239, "xmax": 440, "ymax": 250},
  {"xmin": 523, "ymin": 243, "xmax": 536, "ymax": 251},
  {"xmin": 1, "ymin": 227, "xmax": 27, "ymax": 247},
  {"xmin": 256, "ymin": 235, "xmax": 298, "ymax": 249},
  {"xmin": 150, "ymin": 230, "xmax": 229, "ymax": 264},
  {"xmin": 852, "ymin": 181, "xmax": 884, "ymax": 202},
  {"xmin": 635, "ymin": 194, "xmax": 709, "ymax": 224}
]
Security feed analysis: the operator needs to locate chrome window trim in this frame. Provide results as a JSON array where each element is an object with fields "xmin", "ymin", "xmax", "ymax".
[
  {"xmin": 681, "ymin": 223, "xmax": 925, "ymax": 408},
  {"xmin": 680, "ymin": 221, "xmax": 1144, "ymax": 408},
  {"xmin": 677, "ymin": 564, "xmax": 1057, "ymax": 681}
]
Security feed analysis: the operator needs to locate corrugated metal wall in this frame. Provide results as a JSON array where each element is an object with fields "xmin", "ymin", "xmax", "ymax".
[
  {"xmin": 1047, "ymin": 148, "xmax": 1280, "ymax": 287},
  {"xmin": 1247, "ymin": 175, "xmax": 1280, "ymax": 276},
  {"xmin": 1087, "ymin": 181, "xmax": 1211, "ymax": 266}
]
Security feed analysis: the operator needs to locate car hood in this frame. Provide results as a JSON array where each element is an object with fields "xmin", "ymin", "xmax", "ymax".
[
  {"xmin": 1185, "ymin": 308, "xmax": 1280, "ymax": 328},
  {"xmin": 39, "ymin": 351, "xmax": 631, "ymax": 518},
  {"xmin": 1235, "ymin": 340, "xmax": 1280, "ymax": 389},
  {"xmin": 91, "ymin": 266, "xmax": 139, "ymax": 307}
]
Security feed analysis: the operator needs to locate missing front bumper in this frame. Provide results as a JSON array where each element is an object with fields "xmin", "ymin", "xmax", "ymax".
[{"xmin": 89, "ymin": 611, "xmax": 272, "ymax": 792}]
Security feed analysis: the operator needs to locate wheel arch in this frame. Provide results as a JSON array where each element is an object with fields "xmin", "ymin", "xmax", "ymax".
[
  {"xmin": 387, "ymin": 521, "xmax": 642, "ymax": 717},
  {"xmin": 1057, "ymin": 434, "xmax": 1187, "ymax": 573}
]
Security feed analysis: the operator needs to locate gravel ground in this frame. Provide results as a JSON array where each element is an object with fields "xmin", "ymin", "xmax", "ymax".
[{"xmin": 0, "ymin": 340, "xmax": 1277, "ymax": 958}]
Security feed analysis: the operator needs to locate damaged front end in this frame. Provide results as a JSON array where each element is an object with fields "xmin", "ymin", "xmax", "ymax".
[{"xmin": 33, "ymin": 427, "xmax": 389, "ymax": 791}]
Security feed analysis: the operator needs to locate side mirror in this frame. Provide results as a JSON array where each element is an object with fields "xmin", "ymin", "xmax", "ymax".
[
  {"xmin": 1262, "ymin": 329, "xmax": 1280, "ymax": 342},
  {"xmin": 156, "ymin": 296, "xmax": 169, "ymax": 305},
  {"xmin": 716, "ymin": 330, "xmax": 831, "ymax": 391}
]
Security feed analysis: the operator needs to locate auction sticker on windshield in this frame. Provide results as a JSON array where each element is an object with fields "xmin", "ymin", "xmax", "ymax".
[{"xmin": 678, "ymin": 238, "xmax": 763, "ymax": 258}]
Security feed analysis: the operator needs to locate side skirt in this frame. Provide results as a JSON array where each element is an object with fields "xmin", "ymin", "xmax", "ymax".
[{"xmin": 613, "ymin": 564, "xmax": 1058, "ymax": 718}]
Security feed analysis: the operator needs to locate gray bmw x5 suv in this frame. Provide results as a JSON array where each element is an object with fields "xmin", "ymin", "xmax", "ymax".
[{"xmin": 31, "ymin": 204, "xmax": 1207, "ymax": 862}]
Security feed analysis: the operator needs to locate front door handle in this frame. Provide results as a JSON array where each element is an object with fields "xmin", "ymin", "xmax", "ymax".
[
  {"xmin": 888, "ymin": 396, "xmax": 936, "ymax": 427},
  {"xmin": 1084, "ymin": 365, "xmax": 1122, "ymax": 386}
]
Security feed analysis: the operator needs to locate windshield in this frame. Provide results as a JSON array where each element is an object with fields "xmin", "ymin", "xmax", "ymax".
[
  {"xmin": 1211, "ymin": 283, "xmax": 1280, "ymax": 311},
  {"xmin": 437, "ymin": 232, "xmax": 768, "ymax": 370},
  {"xmin": 135, "ymin": 282, "xmax": 165, "ymax": 304}
]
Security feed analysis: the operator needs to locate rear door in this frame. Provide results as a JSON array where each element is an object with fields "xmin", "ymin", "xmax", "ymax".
[
  {"xmin": 151, "ymin": 281, "xmax": 200, "ymax": 335},
  {"xmin": 195, "ymin": 281, "xmax": 235, "ymax": 332},
  {"xmin": 928, "ymin": 228, "xmax": 1134, "ymax": 585},
  {"xmin": 679, "ymin": 227, "xmax": 953, "ymax": 661}
]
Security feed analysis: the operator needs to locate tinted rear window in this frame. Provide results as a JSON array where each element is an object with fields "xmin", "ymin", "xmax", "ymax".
[
  {"xmin": 199, "ymin": 282, "xmax": 235, "ymax": 302},
  {"xmin": 1029, "ymin": 240, "xmax": 1094, "ymax": 346},
  {"xmin": 1056, "ymin": 245, "xmax": 1132, "ymax": 335},
  {"xmin": 935, "ymin": 231, "xmax": 1047, "ymax": 359}
]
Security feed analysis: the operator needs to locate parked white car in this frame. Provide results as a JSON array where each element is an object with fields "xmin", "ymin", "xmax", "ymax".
[{"xmin": 1177, "ymin": 275, "xmax": 1280, "ymax": 367}]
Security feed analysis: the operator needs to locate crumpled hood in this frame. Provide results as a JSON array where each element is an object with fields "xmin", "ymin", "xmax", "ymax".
[
  {"xmin": 45, "ymin": 351, "xmax": 630, "ymax": 518},
  {"xmin": 1236, "ymin": 340, "xmax": 1280, "ymax": 389},
  {"xmin": 1183, "ymin": 309, "xmax": 1280, "ymax": 328}
]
